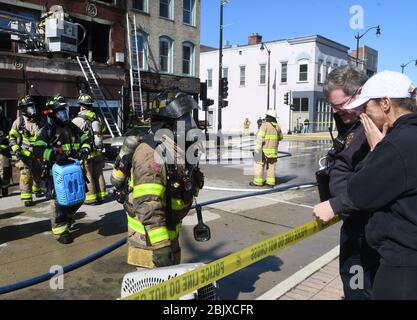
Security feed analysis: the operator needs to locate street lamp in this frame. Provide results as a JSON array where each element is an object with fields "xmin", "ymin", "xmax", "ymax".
[
  {"xmin": 401, "ymin": 59, "xmax": 417, "ymax": 74},
  {"xmin": 355, "ymin": 25, "xmax": 381, "ymax": 67},
  {"xmin": 217, "ymin": 0, "xmax": 229, "ymax": 161},
  {"xmin": 260, "ymin": 42, "xmax": 271, "ymax": 110}
]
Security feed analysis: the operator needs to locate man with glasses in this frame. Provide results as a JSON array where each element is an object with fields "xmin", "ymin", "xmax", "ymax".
[{"xmin": 315, "ymin": 66, "xmax": 379, "ymax": 300}]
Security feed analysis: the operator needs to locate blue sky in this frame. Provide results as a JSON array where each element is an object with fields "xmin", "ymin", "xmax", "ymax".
[{"xmin": 200, "ymin": 0, "xmax": 417, "ymax": 83}]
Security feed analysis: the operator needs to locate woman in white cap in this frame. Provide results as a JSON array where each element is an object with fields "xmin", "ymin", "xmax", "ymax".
[{"xmin": 314, "ymin": 71, "xmax": 417, "ymax": 299}]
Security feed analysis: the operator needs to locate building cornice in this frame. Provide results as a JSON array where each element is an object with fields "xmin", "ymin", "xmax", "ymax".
[{"xmin": 0, "ymin": 0, "xmax": 45, "ymax": 11}]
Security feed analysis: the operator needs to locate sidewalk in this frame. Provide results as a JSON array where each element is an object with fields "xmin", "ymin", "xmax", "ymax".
[{"xmin": 279, "ymin": 258, "xmax": 344, "ymax": 300}]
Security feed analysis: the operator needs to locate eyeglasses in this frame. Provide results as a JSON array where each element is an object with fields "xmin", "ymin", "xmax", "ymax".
[{"xmin": 330, "ymin": 87, "xmax": 362, "ymax": 113}]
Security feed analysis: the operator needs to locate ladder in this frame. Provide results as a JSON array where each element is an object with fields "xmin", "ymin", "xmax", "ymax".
[
  {"xmin": 126, "ymin": 13, "xmax": 144, "ymax": 119},
  {"xmin": 76, "ymin": 55, "xmax": 122, "ymax": 137}
]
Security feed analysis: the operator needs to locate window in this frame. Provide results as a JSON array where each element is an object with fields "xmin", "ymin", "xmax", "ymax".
[
  {"xmin": 159, "ymin": 37, "xmax": 172, "ymax": 73},
  {"xmin": 323, "ymin": 62, "xmax": 331, "ymax": 81},
  {"xmin": 240, "ymin": 66, "xmax": 246, "ymax": 86},
  {"xmin": 183, "ymin": 0, "xmax": 195, "ymax": 25},
  {"xmin": 223, "ymin": 67, "xmax": 228, "ymax": 79},
  {"xmin": 207, "ymin": 69, "xmax": 213, "ymax": 88},
  {"xmin": 182, "ymin": 42, "xmax": 194, "ymax": 75},
  {"xmin": 299, "ymin": 63, "xmax": 308, "ymax": 82},
  {"xmin": 131, "ymin": 32, "xmax": 148, "ymax": 70},
  {"xmin": 160, "ymin": 0, "xmax": 173, "ymax": 19},
  {"xmin": 281, "ymin": 62, "xmax": 288, "ymax": 83},
  {"xmin": 293, "ymin": 98, "xmax": 309, "ymax": 112},
  {"xmin": 317, "ymin": 60, "xmax": 323, "ymax": 84},
  {"xmin": 259, "ymin": 64, "xmax": 266, "ymax": 85},
  {"xmin": 133, "ymin": 0, "xmax": 147, "ymax": 12}
]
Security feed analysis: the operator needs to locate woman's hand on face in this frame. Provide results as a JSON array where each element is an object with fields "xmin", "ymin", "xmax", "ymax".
[{"xmin": 360, "ymin": 113, "xmax": 389, "ymax": 151}]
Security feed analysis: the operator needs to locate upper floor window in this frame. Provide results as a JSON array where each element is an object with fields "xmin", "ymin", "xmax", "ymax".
[
  {"xmin": 159, "ymin": 36, "xmax": 173, "ymax": 73},
  {"xmin": 281, "ymin": 62, "xmax": 288, "ymax": 83},
  {"xmin": 133, "ymin": 0, "xmax": 148, "ymax": 11},
  {"xmin": 259, "ymin": 64, "xmax": 266, "ymax": 85},
  {"xmin": 240, "ymin": 66, "xmax": 246, "ymax": 87},
  {"xmin": 183, "ymin": 0, "xmax": 195, "ymax": 25},
  {"xmin": 299, "ymin": 62, "xmax": 308, "ymax": 82},
  {"xmin": 317, "ymin": 60, "xmax": 324, "ymax": 84},
  {"xmin": 182, "ymin": 42, "xmax": 195, "ymax": 76},
  {"xmin": 207, "ymin": 69, "xmax": 213, "ymax": 88},
  {"xmin": 131, "ymin": 31, "xmax": 148, "ymax": 70},
  {"xmin": 160, "ymin": 0, "xmax": 173, "ymax": 19},
  {"xmin": 223, "ymin": 67, "xmax": 228, "ymax": 79}
]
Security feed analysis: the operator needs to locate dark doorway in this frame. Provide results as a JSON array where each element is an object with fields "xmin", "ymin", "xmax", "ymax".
[{"xmin": 73, "ymin": 18, "xmax": 110, "ymax": 63}]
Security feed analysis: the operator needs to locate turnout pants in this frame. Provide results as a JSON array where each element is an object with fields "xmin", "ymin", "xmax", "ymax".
[
  {"xmin": 50, "ymin": 199, "xmax": 82, "ymax": 237},
  {"xmin": 0, "ymin": 153, "xmax": 12, "ymax": 189},
  {"xmin": 15, "ymin": 158, "xmax": 42, "ymax": 201},
  {"xmin": 83, "ymin": 153, "xmax": 106, "ymax": 204},
  {"xmin": 253, "ymin": 157, "xmax": 277, "ymax": 186},
  {"xmin": 339, "ymin": 215, "xmax": 380, "ymax": 300}
]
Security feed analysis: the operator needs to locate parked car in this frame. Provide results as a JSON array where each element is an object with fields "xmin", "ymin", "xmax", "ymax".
[{"xmin": 104, "ymin": 125, "xmax": 150, "ymax": 160}]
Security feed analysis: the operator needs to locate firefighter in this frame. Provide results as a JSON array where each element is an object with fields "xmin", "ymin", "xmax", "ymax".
[
  {"xmin": 9, "ymin": 96, "xmax": 44, "ymax": 206},
  {"xmin": 243, "ymin": 118, "xmax": 251, "ymax": 136},
  {"xmin": 250, "ymin": 110, "xmax": 283, "ymax": 187},
  {"xmin": 111, "ymin": 90, "xmax": 204, "ymax": 269},
  {"xmin": 72, "ymin": 94, "xmax": 106, "ymax": 205},
  {"xmin": 33, "ymin": 95, "xmax": 92, "ymax": 244},
  {"xmin": 0, "ymin": 105, "xmax": 12, "ymax": 197}
]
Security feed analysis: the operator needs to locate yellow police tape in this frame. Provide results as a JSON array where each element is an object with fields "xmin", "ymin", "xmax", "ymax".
[
  {"xmin": 283, "ymin": 135, "xmax": 332, "ymax": 139},
  {"xmin": 121, "ymin": 216, "xmax": 341, "ymax": 300}
]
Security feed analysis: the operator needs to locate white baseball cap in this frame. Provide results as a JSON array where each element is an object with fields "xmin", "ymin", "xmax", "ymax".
[
  {"xmin": 265, "ymin": 110, "xmax": 278, "ymax": 119},
  {"xmin": 344, "ymin": 70, "xmax": 416, "ymax": 110}
]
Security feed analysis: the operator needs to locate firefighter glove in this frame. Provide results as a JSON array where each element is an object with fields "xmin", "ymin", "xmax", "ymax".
[{"xmin": 77, "ymin": 148, "xmax": 90, "ymax": 161}]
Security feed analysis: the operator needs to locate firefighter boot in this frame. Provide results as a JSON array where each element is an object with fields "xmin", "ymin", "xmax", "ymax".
[
  {"xmin": 57, "ymin": 233, "xmax": 73, "ymax": 245},
  {"xmin": 24, "ymin": 200, "xmax": 34, "ymax": 207}
]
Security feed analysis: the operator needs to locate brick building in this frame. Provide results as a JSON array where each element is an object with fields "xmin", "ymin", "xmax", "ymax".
[
  {"xmin": 126, "ymin": 0, "xmax": 201, "ymax": 111},
  {"xmin": 0, "ymin": 0, "xmax": 125, "ymax": 122}
]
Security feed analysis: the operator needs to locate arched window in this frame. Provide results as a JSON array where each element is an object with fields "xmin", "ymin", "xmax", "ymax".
[
  {"xmin": 131, "ymin": 31, "xmax": 148, "ymax": 70},
  {"xmin": 159, "ymin": 36, "xmax": 173, "ymax": 73},
  {"xmin": 182, "ymin": 41, "xmax": 195, "ymax": 76}
]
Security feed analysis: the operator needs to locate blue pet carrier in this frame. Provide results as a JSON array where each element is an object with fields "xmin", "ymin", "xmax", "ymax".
[{"xmin": 52, "ymin": 160, "xmax": 86, "ymax": 206}]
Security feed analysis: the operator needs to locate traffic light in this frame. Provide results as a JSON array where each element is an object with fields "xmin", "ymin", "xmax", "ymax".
[
  {"xmin": 284, "ymin": 92, "xmax": 289, "ymax": 105},
  {"xmin": 202, "ymin": 98, "xmax": 214, "ymax": 111},
  {"xmin": 220, "ymin": 100, "xmax": 229, "ymax": 108},
  {"xmin": 221, "ymin": 77, "xmax": 229, "ymax": 99},
  {"xmin": 200, "ymin": 81, "xmax": 207, "ymax": 101}
]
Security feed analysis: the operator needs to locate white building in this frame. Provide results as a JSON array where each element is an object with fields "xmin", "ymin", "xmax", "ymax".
[{"xmin": 200, "ymin": 34, "xmax": 351, "ymax": 133}]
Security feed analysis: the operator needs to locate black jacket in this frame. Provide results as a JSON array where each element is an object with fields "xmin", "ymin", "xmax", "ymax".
[
  {"xmin": 331, "ymin": 113, "xmax": 417, "ymax": 266},
  {"xmin": 328, "ymin": 120, "xmax": 370, "ymax": 222}
]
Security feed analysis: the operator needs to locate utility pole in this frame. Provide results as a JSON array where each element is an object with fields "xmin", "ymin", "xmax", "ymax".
[{"xmin": 217, "ymin": 0, "xmax": 228, "ymax": 162}]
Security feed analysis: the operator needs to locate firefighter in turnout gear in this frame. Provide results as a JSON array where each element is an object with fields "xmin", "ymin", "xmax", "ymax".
[
  {"xmin": 72, "ymin": 94, "xmax": 106, "ymax": 205},
  {"xmin": 250, "ymin": 110, "xmax": 283, "ymax": 187},
  {"xmin": 9, "ymin": 96, "xmax": 44, "ymax": 206},
  {"xmin": 111, "ymin": 90, "xmax": 204, "ymax": 269},
  {"xmin": 33, "ymin": 95, "xmax": 92, "ymax": 244},
  {"xmin": 0, "ymin": 105, "xmax": 12, "ymax": 197}
]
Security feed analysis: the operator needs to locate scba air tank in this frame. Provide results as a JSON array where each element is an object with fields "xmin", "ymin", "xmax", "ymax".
[
  {"xmin": 110, "ymin": 135, "xmax": 141, "ymax": 189},
  {"xmin": 92, "ymin": 120, "xmax": 103, "ymax": 150}
]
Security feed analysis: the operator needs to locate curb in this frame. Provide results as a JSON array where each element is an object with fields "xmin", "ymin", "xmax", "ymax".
[{"xmin": 256, "ymin": 245, "xmax": 340, "ymax": 300}]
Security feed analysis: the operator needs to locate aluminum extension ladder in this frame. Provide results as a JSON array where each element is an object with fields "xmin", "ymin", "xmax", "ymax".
[
  {"xmin": 126, "ymin": 13, "xmax": 144, "ymax": 119},
  {"xmin": 76, "ymin": 55, "xmax": 122, "ymax": 137}
]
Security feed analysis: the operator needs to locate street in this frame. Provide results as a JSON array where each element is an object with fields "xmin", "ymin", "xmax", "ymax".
[{"xmin": 0, "ymin": 135, "xmax": 342, "ymax": 300}]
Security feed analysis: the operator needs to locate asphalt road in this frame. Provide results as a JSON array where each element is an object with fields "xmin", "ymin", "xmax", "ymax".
[{"xmin": 0, "ymin": 135, "xmax": 341, "ymax": 300}]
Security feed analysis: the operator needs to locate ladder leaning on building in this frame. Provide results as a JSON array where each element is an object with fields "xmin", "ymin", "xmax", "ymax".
[
  {"xmin": 76, "ymin": 55, "xmax": 122, "ymax": 138},
  {"xmin": 126, "ymin": 13, "xmax": 144, "ymax": 120}
]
